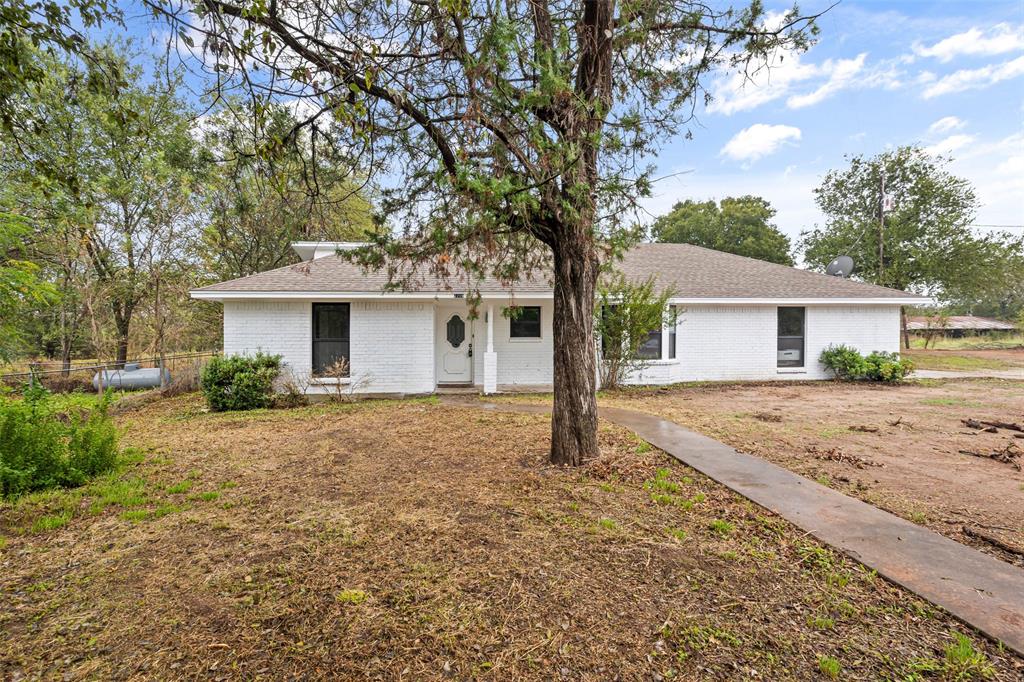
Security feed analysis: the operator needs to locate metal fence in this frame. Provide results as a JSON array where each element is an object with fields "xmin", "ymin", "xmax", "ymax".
[{"xmin": 0, "ymin": 351, "xmax": 220, "ymax": 394}]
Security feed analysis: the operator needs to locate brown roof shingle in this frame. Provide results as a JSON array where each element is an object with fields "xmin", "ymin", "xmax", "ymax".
[{"xmin": 193, "ymin": 242, "xmax": 924, "ymax": 301}]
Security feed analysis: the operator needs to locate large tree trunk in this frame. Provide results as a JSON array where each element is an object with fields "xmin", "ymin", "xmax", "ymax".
[
  {"xmin": 113, "ymin": 305, "xmax": 132, "ymax": 368},
  {"xmin": 549, "ymin": 232, "xmax": 600, "ymax": 466},
  {"xmin": 900, "ymin": 307, "xmax": 911, "ymax": 350}
]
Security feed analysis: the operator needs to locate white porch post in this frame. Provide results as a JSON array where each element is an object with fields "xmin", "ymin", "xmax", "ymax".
[
  {"xmin": 661, "ymin": 307, "xmax": 670, "ymax": 360},
  {"xmin": 483, "ymin": 304, "xmax": 498, "ymax": 394}
]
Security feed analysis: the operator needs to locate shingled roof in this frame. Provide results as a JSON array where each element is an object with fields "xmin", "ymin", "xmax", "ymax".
[{"xmin": 192, "ymin": 242, "xmax": 924, "ymax": 302}]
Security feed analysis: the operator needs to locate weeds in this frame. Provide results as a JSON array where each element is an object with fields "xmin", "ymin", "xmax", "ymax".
[{"xmin": 817, "ymin": 655, "xmax": 841, "ymax": 678}]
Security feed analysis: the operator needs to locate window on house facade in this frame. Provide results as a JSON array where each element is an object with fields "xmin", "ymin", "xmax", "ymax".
[
  {"xmin": 313, "ymin": 303, "xmax": 350, "ymax": 376},
  {"xmin": 509, "ymin": 306, "xmax": 541, "ymax": 338},
  {"xmin": 777, "ymin": 306, "xmax": 805, "ymax": 368},
  {"xmin": 637, "ymin": 328, "xmax": 662, "ymax": 359}
]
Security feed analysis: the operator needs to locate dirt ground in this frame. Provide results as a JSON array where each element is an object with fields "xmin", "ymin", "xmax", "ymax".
[
  {"xmin": 599, "ymin": 379, "xmax": 1024, "ymax": 567},
  {"xmin": 2, "ymin": 395, "xmax": 1021, "ymax": 680}
]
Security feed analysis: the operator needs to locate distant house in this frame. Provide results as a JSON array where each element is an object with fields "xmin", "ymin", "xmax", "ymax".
[
  {"xmin": 191, "ymin": 242, "xmax": 925, "ymax": 395},
  {"xmin": 906, "ymin": 315, "xmax": 1017, "ymax": 337}
]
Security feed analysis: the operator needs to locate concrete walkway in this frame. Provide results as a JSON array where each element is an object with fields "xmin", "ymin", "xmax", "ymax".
[
  {"xmin": 471, "ymin": 400, "xmax": 1024, "ymax": 655},
  {"xmin": 912, "ymin": 368, "xmax": 1024, "ymax": 380}
]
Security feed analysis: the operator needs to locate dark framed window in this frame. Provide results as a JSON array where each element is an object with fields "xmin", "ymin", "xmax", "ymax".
[
  {"xmin": 777, "ymin": 306, "xmax": 805, "ymax": 368},
  {"xmin": 509, "ymin": 306, "xmax": 541, "ymax": 338},
  {"xmin": 313, "ymin": 303, "xmax": 350, "ymax": 376},
  {"xmin": 636, "ymin": 329, "xmax": 662, "ymax": 360}
]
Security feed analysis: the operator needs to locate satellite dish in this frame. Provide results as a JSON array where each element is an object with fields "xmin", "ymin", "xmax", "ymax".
[{"xmin": 826, "ymin": 255, "xmax": 855, "ymax": 278}]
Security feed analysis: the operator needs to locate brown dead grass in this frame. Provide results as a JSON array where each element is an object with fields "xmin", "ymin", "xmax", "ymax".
[
  {"xmin": 1, "ymin": 394, "xmax": 1021, "ymax": 680},
  {"xmin": 595, "ymin": 378, "xmax": 1024, "ymax": 567}
]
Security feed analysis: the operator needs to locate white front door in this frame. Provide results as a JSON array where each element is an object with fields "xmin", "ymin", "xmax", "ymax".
[{"xmin": 436, "ymin": 308, "xmax": 473, "ymax": 383}]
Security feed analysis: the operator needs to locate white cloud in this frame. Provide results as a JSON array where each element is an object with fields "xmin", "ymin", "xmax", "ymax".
[
  {"xmin": 707, "ymin": 49, "xmax": 819, "ymax": 115},
  {"xmin": 913, "ymin": 23, "xmax": 1024, "ymax": 63},
  {"xmin": 927, "ymin": 116, "xmax": 966, "ymax": 134},
  {"xmin": 786, "ymin": 53, "xmax": 867, "ymax": 109},
  {"xmin": 922, "ymin": 55, "xmax": 1024, "ymax": 98},
  {"xmin": 720, "ymin": 124, "xmax": 802, "ymax": 163},
  {"xmin": 923, "ymin": 134, "xmax": 976, "ymax": 156}
]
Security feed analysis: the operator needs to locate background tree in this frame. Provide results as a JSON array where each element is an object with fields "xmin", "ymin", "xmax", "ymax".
[
  {"xmin": 1, "ymin": 43, "xmax": 201, "ymax": 366},
  {"xmin": 652, "ymin": 195, "xmax": 793, "ymax": 265},
  {"xmin": 199, "ymin": 103, "xmax": 375, "ymax": 281},
  {"xmin": 0, "ymin": 210, "xmax": 54, "ymax": 361},
  {"xmin": 151, "ymin": 0, "xmax": 822, "ymax": 464},
  {"xmin": 800, "ymin": 146, "xmax": 1021, "ymax": 346}
]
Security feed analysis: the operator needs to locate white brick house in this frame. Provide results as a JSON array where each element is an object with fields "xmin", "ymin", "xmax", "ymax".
[{"xmin": 191, "ymin": 242, "xmax": 924, "ymax": 395}]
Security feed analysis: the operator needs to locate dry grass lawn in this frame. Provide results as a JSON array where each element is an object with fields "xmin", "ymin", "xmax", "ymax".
[{"xmin": 2, "ymin": 394, "xmax": 1022, "ymax": 680}]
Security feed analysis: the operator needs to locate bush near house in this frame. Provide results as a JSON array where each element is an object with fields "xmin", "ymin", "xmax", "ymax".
[
  {"xmin": 819, "ymin": 345, "xmax": 914, "ymax": 383},
  {"xmin": 0, "ymin": 386, "xmax": 119, "ymax": 497},
  {"xmin": 200, "ymin": 353, "xmax": 281, "ymax": 411}
]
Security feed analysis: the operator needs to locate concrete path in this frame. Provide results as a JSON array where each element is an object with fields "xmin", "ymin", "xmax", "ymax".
[
  {"xmin": 471, "ymin": 400, "xmax": 1024, "ymax": 655},
  {"xmin": 912, "ymin": 368, "xmax": 1024, "ymax": 380}
]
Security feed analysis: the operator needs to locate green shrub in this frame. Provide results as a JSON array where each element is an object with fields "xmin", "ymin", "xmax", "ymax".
[
  {"xmin": 0, "ymin": 386, "xmax": 119, "ymax": 497},
  {"xmin": 864, "ymin": 351, "xmax": 914, "ymax": 382},
  {"xmin": 819, "ymin": 345, "xmax": 913, "ymax": 383},
  {"xmin": 200, "ymin": 353, "xmax": 281, "ymax": 411},
  {"xmin": 819, "ymin": 344, "xmax": 868, "ymax": 380}
]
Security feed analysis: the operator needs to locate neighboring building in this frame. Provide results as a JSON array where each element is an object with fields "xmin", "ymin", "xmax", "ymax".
[
  {"xmin": 190, "ymin": 242, "xmax": 925, "ymax": 395},
  {"xmin": 906, "ymin": 315, "xmax": 1017, "ymax": 337}
]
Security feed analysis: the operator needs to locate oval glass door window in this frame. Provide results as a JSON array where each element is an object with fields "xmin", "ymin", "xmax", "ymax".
[{"xmin": 446, "ymin": 315, "xmax": 466, "ymax": 348}]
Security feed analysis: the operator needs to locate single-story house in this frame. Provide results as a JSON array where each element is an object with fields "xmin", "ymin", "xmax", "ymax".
[
  {"xmin": 906, "ymin": 315, "xmax": 1016, "ymax": 337},
  {"xmin": 190, "ymin": 242, "xmax": 925, "ymax": 395}
]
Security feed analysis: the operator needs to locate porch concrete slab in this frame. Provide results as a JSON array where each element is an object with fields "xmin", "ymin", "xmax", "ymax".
[{"xmin": 471, "ymin": 400, "xmax": 1024, "ymax": 655}]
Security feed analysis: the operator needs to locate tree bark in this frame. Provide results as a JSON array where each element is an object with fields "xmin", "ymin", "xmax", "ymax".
[
  {"xmin": 900, "ymin": 306, "xmax": 911, "ymax": 350},
  {"xmin": 549, "ymin": 231, "xmax": 600, "ymax": 466},
  {"xmin": 113, "ymin": 305, "xmax": 132, "ymax": 368}
]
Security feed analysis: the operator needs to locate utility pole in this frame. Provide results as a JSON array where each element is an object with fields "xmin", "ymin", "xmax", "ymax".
[{"xmin": 878, "ymin": 170, "xmax": 885, "ymax": 285}]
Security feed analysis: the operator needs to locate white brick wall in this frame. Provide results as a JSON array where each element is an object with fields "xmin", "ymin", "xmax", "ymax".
[
  {"xmin": 223, "ymin": 299, "xmax": 434, "ymax": 395},
  {"xmin": 222, "ymin": 299, "xmax": 901, "ymax": 392},
  {"xmin": 470, "ymin": 299, "xmax": 554, "ymax": 387},
  {"xmin": 658, "ymin": 303, "xmax": 900, "ymax": 383}
]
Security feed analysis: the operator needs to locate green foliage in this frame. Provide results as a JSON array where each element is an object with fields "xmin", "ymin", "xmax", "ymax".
[
  {"xmin": 819, "ymin": 345, "xmax": 913, "ymax": 383},
  {"xmin": 653, "ymin": 196, "xmax": 794, "ymax": 265},
  {"xmin": 817, "ymin": 655, "xmax": 841, "ymax": 678},
  {"xmin": 200, "ymin": 353, "xmax": 282, "ymax": 411},
  {"xmin": 0, "ymin": 386, "xmax": 118, "ymax": 497},
  {"xmin": 198, "ymin": 102, "xmax": 376, "ymax": 281},
  {"xmin": 942, "ymin": 633, "xmax": 994, "ymax": 680},
  {"xmin": 801, "ymin": 147, "xmax": 1022, "ymax": 312},
  {"xmin": 596, "ymin": 273, "xmax": 675, "ymax": 389},
  {"xmin": 0, "ymin": 212, "xmax": 56, "ymax": 361}
]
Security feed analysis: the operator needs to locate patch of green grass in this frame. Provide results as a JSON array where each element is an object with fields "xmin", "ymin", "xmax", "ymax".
[
  {"xmin": 219, "ymin": 481, "xmax": 239, "ymax": 489},
  {"xmin": 943, "ymin": 632, "xmax": 995, "ymax": 680},
  {"xmin": 120, "ymin": 509, "xmax": 150, "ymax": 522},
  {"xmin": 796, "ymin": 543, "xmax": 835, "ymax": 572},
  {"xmin": 644, "ymin": 468, "xmax": 680, "ymax": 494},
  {"xmin": 665, "ymin": 527, "xmax": 687, "ymax": 541},
  {"xmin": 909, "ymin": 510, "xmax": 928, "ymax": 524},
  {"xmin": 87, "ymin": 477, "xmax": 149, "ymax": 514},
  {"xmin": 634, "ymin": 440, "xmax": 653, "ymax": 454},
  {"xmin": 920, "ymin": 396, "xmax": 984, "ymax": 407},
  {"xmin": 194, "ymin": 491, "xmax": 220, "ymax": 502},
  {"xmin": 31, "ymin": 512, "xmax": 71, "ymax": 533},
  {"xmin": 808, "ymin": 615, "xmax": 835, "ymax": 630},
  {"xmin": 817, "ymin": 655, "xmax": 841, "ymax": 678},
  {"xmin": 908, "ymin": 352, "xmax": 1012, "ymax": 372},
  {"xmin": 708, "ymin": 519, "xmax": 734, "ymax": 537},
  {"xmin": 0, "ymin": 536, "xmax": 6, "ymax": 550},
  {"xmin": 336, "ymin": 589, "xmax": 368, "ymax": 605},
  {"xmin": 165, "ymin": 480, "xmax": 193, "ymax": 495},
  {"xmin": 815, "ymin": 475, "xmax": 832, "ymax": 487},
  {"xmin": 669, "ymin": 624, "xmax": 740, "ymax": 661},
  {"xmin": 597, "ymin": 518, "xmax": 618, "ymax": 531}
]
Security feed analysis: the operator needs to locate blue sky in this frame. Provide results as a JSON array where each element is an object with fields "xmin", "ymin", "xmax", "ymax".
[
  {"xmin": 641, "ymin": 0, "xmax": 1024, "ymax": 244},
  {"xmin": 126, "ymin": 1, "xmax": 1023, "ymax": 245}
]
